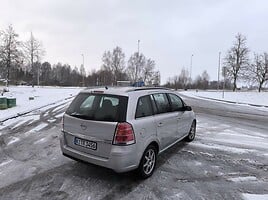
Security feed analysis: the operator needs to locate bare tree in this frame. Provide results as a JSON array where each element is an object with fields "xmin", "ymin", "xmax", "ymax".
[
  {"xmin": 102, "ymin": 46, "xmax": 125, "ymax": 84},
  {"xmin": 143, "ymin": 58, "xmax": 155, "ymax": 84},
  {"xmin": 152, "ymin": 70, "xmax": 161, "ymax": 86},
  {"xmin": 179, "ymin": 68, "xmax": 190, "ymax": 89},
  {"xmin": 201, "ymin": 70, "xmax": 210, "ymax": 89},
  {"xmin": 127, "ymin": 52, "xmax": 146, "ymax": 82},
  {"xmin": 23, "ymin": 32, "xmax": 45, "ymax": 85},
  {"xmin": 0, "ymin": 25, "xmax": 22, "ymax": 87},
  {"xmin": 173, "ymin": 75, "xmax": 180, "ymax": 90},
  {"xmin": 224, "ymin": 33, "xmax": 250, "ymax": 91},
  {"xmin": 245, "ymin": 53, "xmax": 268, "ymax": 92}
]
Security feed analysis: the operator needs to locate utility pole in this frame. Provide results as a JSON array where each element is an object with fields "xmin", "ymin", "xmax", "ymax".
[
  {"xmin": 135, "ymin": 40, "xmax": 140, "ymax": 83},
  {"xmin": 222, "ymin": 66, "xmax": 226, "ymax": 98},
  {"xmin": 190, "ymin": 54, "xmax": 193, "ymax": 86},
  {"xmin": 138, "ymin": 40, "xmax": 140, "ymax": 55},
  {"xmin": 217, "ymin": 52, "xmax": 221, "ymax": 91},
  {"xmin": 37, "ymin": 55, "xmax": 40, "ymax": 87},
  {"xmin": 81, "ymin": 54, "xmax": 85, "ymax": 87}
]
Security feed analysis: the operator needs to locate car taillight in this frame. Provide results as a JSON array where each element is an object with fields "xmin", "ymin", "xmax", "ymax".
[{"xmin": 113, "ymin": 122, "xmax": 135, "ymax": 145}]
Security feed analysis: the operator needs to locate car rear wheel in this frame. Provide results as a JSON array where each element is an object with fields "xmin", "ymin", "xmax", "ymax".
[
  {"xmin": 185, "ymin": 121, "xmax": 196, "ymax": 142},
  {"xmin": 137, "ymin": 145, "xmax": 157, "ymax": 179}
]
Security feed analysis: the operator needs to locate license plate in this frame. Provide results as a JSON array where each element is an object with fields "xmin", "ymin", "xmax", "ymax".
[{"xmin": 74, "ymin": 137, "xmax": 97, "ymax": 150}]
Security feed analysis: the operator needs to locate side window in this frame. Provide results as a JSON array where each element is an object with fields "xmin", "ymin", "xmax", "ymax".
[
  {"xmin": 168, "ymin": 93, "xmax": 184, "ymax": 111},
  {"xmin": 135, "ymin": 95, "xmax": 153, "ymax": 118},
  {"xmin": 152, "ymin": 93, "xmax": 170, "ymax": 114}
]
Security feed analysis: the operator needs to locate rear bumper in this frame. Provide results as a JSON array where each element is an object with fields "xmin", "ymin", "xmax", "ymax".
[{"xmin": 60, "ymin": 133, "xmax": 139, "ymax": 173}]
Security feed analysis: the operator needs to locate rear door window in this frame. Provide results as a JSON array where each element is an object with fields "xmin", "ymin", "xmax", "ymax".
[
  {"xmin": 66, "ymin": 93, "xmax": 128, "ymax": 122},
  {"xmin": 152, "ymin": 93, "xmax": 171, "ymax": 114},
  {"xmin": 135, "ymin": 95, "xmax": 153, "ymax": 118}
]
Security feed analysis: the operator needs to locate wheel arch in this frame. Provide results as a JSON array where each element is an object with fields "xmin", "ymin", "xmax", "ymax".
[
  {"xmin": 148, "ymin": 141, "xmax": 159, "ymax": 154},
  {"xmin": 138, "ymin": 139, "xmax": 160, "ymax": 165}
]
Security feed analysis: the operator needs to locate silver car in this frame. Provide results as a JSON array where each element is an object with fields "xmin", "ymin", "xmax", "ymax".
[{"xmin": 60, "ymin": 87, "xmax": 196, "ymax": 178}]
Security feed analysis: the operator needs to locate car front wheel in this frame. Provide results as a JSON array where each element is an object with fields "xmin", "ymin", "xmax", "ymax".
[{"xmin": 185, "ymin": 120, "xmax": 196, "ymax": 142}]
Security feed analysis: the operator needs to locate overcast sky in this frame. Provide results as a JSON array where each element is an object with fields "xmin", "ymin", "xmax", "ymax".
[{"xmin": 1, "ymin": 0, "xmax": 268, "ymax": 84}]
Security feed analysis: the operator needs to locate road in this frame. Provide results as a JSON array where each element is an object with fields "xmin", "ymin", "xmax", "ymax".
[{"xmin": 0, "ymin": 95, "xmax": 267, "ymax": 200}]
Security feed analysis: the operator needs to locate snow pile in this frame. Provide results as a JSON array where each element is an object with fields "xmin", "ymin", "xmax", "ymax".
[
  {"xmin": 242, "ymin": 193, "xmax": 268, "ymax": 200},
  {"xmin": 0, "ymin": 86, "xmax": 81, "ymax": 122},
  {"xmin": 180, "ymin": 90, "xmax": 268, "ymax": 107}
]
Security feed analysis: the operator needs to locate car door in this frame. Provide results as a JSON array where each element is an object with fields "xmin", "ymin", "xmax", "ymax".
[
  {"xmin": 132, "ymin": 95, "xmax": 157, "ymax": 149},
  {"xmin": 151, "ymin": 93, "xmax": 178, "ymax": 150},
  {"xmin": 168, "ymin": 93, "xmax": 192, "ymax": 139}
]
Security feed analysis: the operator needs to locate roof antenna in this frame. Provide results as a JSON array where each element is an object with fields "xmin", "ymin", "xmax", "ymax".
[{"xmin": 105, "ymin": 86, "xmax": 108, "ymax": 90}]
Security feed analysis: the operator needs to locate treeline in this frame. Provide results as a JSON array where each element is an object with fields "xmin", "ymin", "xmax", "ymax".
[
  {"xmin": 166, "ymin": 33, "xmax": 268, "ymax": 92},
  {"xmin": 165, "ymin": 68, "xmax": 232, "ymax": 90},
  {"xmin": 0, "ymin": 25, "xmax": 160, "ymax": 87}
]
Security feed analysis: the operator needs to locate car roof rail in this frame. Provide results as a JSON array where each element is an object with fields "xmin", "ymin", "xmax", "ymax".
[{"xmin": 127, "ymin": 87, "xmax": 171, "ymax": 92}]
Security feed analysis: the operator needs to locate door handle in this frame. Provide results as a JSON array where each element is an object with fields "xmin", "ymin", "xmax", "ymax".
[{"xmin": 158, "ymin": 122, "xmax": 163, "ymax": 127}]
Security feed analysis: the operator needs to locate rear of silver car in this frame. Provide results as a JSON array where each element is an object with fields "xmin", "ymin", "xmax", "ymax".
[{"xmin": 60, "ymin": 91, "xmax": 139, "ymax": 172}]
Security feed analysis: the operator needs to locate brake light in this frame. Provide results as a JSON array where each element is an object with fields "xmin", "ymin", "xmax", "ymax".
[
  {"xmin": 113, "ymin": 122, "xmax": 135, "ymax": 145},
  {"xmin": 92, "ymin": 90, "xmax": 104, "ymax": 94}
]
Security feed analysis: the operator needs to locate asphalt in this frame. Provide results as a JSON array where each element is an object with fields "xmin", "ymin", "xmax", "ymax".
[{"xmin": 0, "ymin": 95, "xmax": 267, "ymax": 200}]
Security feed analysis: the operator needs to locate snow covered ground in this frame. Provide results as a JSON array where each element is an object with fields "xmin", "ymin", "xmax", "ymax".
[
  {"xmin": 0, "ymin": 86, "xmax": 81, "ymax": 122},
  {"xmin": 0, "ymin": 87, "xmax": 267, "ymax": 199},
  {"xmin": 180, "ymin": 90, "xmax": 268, "ymax": 108}
]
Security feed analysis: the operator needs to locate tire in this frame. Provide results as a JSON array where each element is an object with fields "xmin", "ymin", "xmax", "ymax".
[
  {"xmin": 137, "ymin": 145, "xmax": 157, "ymax": 179},
  {"xmin": 185, "ymin": 120, "xmax": 196, "ymax": 142}
]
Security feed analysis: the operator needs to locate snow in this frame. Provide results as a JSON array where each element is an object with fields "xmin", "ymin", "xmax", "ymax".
[
  {"xmin": 180, "ymin": 90, "xmax": 268, "ymax": 107},
  {"xmin": 242, "ymin": 193, "xmax": 268, "ymax": 200},
  {"xmin": 34, "ymin": 137, "xmax": 47, "ymax": 144},
  {"xmin": 0, "ymin": 86, "xmax": 81, "ymax": 122},
  {"xmin": 28, "ymin": 123, "xmax": 48, "ymax": 133},
  {"xmin": 194, "ymin": 115, "xmax": 268, "ymax": 157},
  {"xmin": 6, "ymin": 136, "xmax": 20, "ymax": 145},
  {"xmin": 0, "ymin": 87, "xmax": 268, "ymax": 199},
  {"xmin": 202, "ymin": 128, "xmax": 268, "ymax": 151},
  {"xmin": 228, "ymin": 176, "xmax": 258, "ymax": 182},
  {"xmin": 11, "ymin": 119, "xmax": 29, "ymax": 129},
  {"xmin": 190, "ymin": 142, "xmax": 254, "ymax": 154},
  {"xmin": 55, "ymin": 113, "xmax": 64, "ymax": 118},
  {"xmin": 0, "ymin": 160, "xmax": 13, "ymax": 167}
]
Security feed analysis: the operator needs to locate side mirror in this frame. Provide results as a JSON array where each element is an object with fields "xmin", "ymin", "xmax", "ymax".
[{"xmin": 184, "ymin": 105, "xmax": 192, "ymax": 111}]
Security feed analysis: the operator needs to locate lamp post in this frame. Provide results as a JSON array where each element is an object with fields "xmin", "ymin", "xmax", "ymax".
[
  {"xmin": 81, "ymin": 54, "xmax": 85, "ymax": 87},
  {"xmin": 217, "ymin": 52, "xmax": 221, "ymax": 91},
  {"xmin": 138, "ymin": 40, "xmax": 140, "ymax": 55},
  {"xmin": 135, "ymin": 40, "xmax": 140, "ymax": 83},
  {"xmin": 190, "ymin": 54, "xmax": 193, "ymax": 84}
]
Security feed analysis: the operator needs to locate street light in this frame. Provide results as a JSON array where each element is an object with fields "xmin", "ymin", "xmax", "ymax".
[
  {"xmin": 135, "ymin": 40, "xmax": 140, "ymax": 82},
  {"xmin": 138, "ymin": 40, "xmax": 140, "ymax": 55},
  {"xmin": 190, "ymin": 54, "xmax": 193, "ymax": 82},
  {"xmin": 217, "ymin": 52, "xmax": 221, "ymax": 90},
  {"xmin": 81, "ymin": 54, "xmax": 85, "ymax": 87}
]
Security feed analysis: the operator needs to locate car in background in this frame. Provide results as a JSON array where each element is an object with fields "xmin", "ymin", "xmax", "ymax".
[{"xmin": 60, "ymin": 87, "xmax": 196, "ymax": 178}]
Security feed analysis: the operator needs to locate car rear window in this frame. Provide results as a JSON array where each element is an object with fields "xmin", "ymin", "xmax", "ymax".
[{"xmin": 66, "ymin": 93, "xmax": 128, "ymax": 122}]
